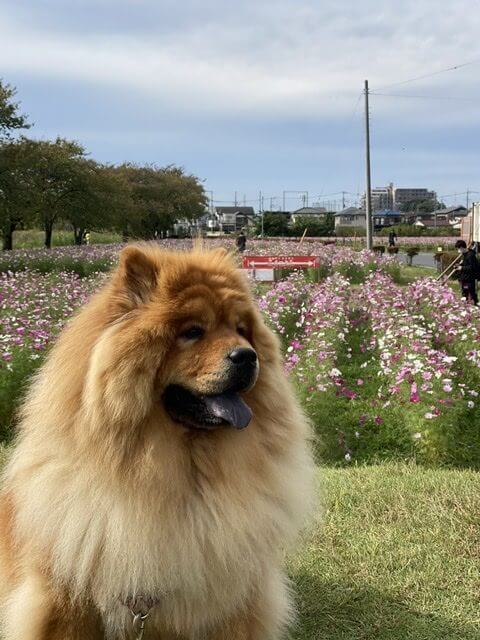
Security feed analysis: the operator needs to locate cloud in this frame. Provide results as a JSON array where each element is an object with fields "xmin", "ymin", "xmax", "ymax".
[
  {"xmin": 2, "ymin": 0, "xmax": 479, "ymax": 123},
  {"xmin": 1, "ymin": 0, "xmax": 480, "ymax": 199}
]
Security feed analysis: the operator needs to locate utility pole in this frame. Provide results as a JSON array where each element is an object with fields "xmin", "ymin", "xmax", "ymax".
[
  {"xmin": 282, "ymin": 191, "xmax": 286, "ymax": 212},
  {"xmin": 466, "ymin": 189, "xmax": 470, "ymax": 211},
  {"xmin": 364, "ymin": 80, "xmax": 373, "ymax": 250},
  {"xmin": 259, "ymin": 191, "xmax": 264, "ymax": 237},
  {"xmin": 206, "ymin": 190, "xmax": 214, "ymax": 214},
  {"xmin": 342, "ymin": 191, "xmax": 347, "ymax": 209},
  {"xmin": 234, "ymin": 192, "xmax": 238, "ymax": 207}
]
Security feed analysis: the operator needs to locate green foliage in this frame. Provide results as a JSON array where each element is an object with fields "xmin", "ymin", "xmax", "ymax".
[
  {"xmin": 255, "ymin": 212, "xmax": 290, "ymax": 237},
  {"xmin": 114, "ymin": 164, "xmax": 206, "ymax": 239},
  {"xmin": 0, "ymin": 80, "xmax": 30, "ymax": 139},
  {"xmin": 64, "ymin": 162, "xmax": 132, "ymax": 245},
  {"xmin": 0, "ymin": 138, "xmax": 37, "ymax": 249},
  {"xmin": 336, "ymin": 261, "xmax": 377, "ymax": 284},
  {"xmin": 0, "ymin": 350, "xmax": 42, "ymax": 442},
  {"xmin": 381, "ymin": 260, "xmax": 403, "ymax": 283},
  {"xmin": 290, "ymin": 213, "xmax": 334, "ymax": 237},
  {"xmin": 334, "ymin": 226, "xmax": 366, "ymax": 237},
  {"xmin": 377, "ymin": 224, "xmax": 457, "ymax": 237},
  {"xmin": 439, "ymin": 251, "xmax": 460, "ymax": 277},
  {"xmin": 274, "ymin": 266, "xmax": 330, "ymax": 283},
  {"xmin": 12, "ymin": 229, "xmax": 122, "ymax": 248},
  {"xmin": 0, "ymin": 139, "xmax": 202, "ymax": 250},
  {"xmin": 0, "ymin": 253, "xmax": 112, "ymax": 276},
  {"xmin": 400, "ymin": 199, "xmax": 445, "ymax": 213},
  {"xmin": 20, "ymin": 137, "xmax": 92, "ymax": 248},
  {"xmin": 296, "ymin": 310, "xmax": 414, "ymax": 464}
]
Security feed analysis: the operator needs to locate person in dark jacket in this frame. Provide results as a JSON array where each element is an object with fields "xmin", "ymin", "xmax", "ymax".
[
  {"xmin": 388, "ymin": 229, "xmax": 397, "ymax": 247},
  {"xmin": 236, "ymin": 231, "xmax": 247, "ymax": 253},
  {"xmin": 455, "ymin": 239, "xmax": 478, "ymax": 305}
]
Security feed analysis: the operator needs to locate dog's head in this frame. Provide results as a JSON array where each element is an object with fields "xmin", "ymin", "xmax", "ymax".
[{"xmin": 84, "ymin": 244, "xmax": 277, "ymax": 434}]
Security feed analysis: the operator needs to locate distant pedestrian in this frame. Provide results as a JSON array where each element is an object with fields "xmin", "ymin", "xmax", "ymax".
[
  {"xmin": 455, "ymin": 239, "xmax": 478, "ymax": 305},
  {"xmin": 236, "ymin": 231, "xmax": 247, "ymax": 253},
  {"xmin": 388, "ymin": 230, "xmax": 397, "ymax": 247}
]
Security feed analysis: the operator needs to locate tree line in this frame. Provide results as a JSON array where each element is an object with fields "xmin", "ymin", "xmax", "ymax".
[
  {"xmin": 256, "ymin": 212, "xmax": 335, "ymax": 237},
  {"xmin": 0, "ymin": 80, "xmax": 207, "ymax": 250}
]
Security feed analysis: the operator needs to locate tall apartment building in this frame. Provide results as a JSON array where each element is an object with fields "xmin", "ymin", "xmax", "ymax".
[
  {"xmin": 362, "ymin": 183, "xmax": 436, "ymax": 211},
  {"xmin": 392, "ymin": 187, "xmax": 437, "ymax": 208},
  {"xmin": 361, "ymin": 187, "xmax": 393, "ymax": 212}
]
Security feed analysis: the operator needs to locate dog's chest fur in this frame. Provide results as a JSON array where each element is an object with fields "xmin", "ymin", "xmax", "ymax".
[{"xmin": 13, "ymin": 426, "xmax": 303, "ymax": 637}]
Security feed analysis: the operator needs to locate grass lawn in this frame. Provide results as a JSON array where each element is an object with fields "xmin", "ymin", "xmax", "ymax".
[
  {"xmin": 288, "ymin": 463, "xmax": 480, "ymax": 640},
  {"xmin": 397, "ymin": 264, "xmax": 437, "ymax": 284},
  {"xmin": 12, "ymin": 229, "xmax": 122, "ymax": 248}
]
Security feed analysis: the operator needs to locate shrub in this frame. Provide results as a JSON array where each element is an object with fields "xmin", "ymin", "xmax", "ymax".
[
  {"xmin": 335, "ymin": 226, "xmax": 366, "ymax": 238},
  {"xmin": 405, "ymin": 247, "xmax": 420, "ymax": 265},
  {"xmin": 377, "ymin": 225, "xmax": 460, "ymax": 237},
  {"xmin": 439, "ymin": 251, "xmax": 461, "ymax": 278}
]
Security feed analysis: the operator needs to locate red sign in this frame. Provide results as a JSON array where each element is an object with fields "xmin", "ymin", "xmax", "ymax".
[{"xmin": 242, "ymin": 255, "xmax": 320, "ymax": 269}]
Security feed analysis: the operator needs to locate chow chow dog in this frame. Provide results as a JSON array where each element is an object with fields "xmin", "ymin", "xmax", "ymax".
[{"xmin": 0, "ymin": 245, "xmax": 314, "ymax": 639}]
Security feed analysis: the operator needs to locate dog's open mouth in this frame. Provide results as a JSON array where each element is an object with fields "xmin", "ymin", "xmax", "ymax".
[{"xmin": 163, "ymin": 384, "xmax": 253, "ymax": 430}]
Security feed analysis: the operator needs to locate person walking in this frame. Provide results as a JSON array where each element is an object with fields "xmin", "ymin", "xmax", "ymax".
[
  {"xmin": 236, "ymin": 230, "xmax": 247, "ymax": 253},
  {"xmin": 455, "ymin": 239, "xmax": 479, "ymax": 305},
  {"xmin": 388, "ymin": 229, "xmax": 397, "ymax": 247}
]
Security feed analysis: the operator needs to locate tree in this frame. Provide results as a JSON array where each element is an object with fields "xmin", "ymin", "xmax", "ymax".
[
  {"xmin": 290, "ymin": 213, "xmax": 334, "ymax": 237},
  {"xmin": 0, "ymin": 80, "xmax": 31, "ymax": 140},
  {"xmin": 255, "ymin": 212, "xmax": 290, "ymax": 237},
  {"xmin": 0, "ymin": 138, "xmax": 36, "ymax": 249},
  {"xmin": 24, "ymin": 138, "xmax": 90, "ymax": 248},
  {"xmin": 64, "ymin": 162, "xmax": 132, "ymax": 245},
  {"xmin": 400, "ymin": 199, "xmax": 445, "ymax": 214},
  {"xmin": 115, "ymin": 164, "xmax": 206, "ymax": 239}
]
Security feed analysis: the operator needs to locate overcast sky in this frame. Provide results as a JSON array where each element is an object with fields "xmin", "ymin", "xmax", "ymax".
[{"xmin": 1, "ymin": 0, "xmax": 480, "ymax": 210}]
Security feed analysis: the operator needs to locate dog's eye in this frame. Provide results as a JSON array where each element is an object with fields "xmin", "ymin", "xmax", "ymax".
[
  {"xmin": 181, "ymin": 326, "xmax": 205, "ymax": 341},
  {"xmin": 237, "ymin": 326, "xmax": 247, "ymax": 337}
]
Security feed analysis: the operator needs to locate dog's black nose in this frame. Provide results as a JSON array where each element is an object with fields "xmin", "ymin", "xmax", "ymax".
[{"xmin": 228, "ymin": 348, "xmax": 257, "ymax": 366}]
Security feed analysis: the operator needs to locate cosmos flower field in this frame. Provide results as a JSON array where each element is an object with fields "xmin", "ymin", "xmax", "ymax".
[{"xmin": 1, "ymin": 241, "xmax": 479, "ymax": 466}]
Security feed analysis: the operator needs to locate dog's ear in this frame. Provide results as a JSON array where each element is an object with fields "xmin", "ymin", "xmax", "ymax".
[{"xmin": 116, "ymin": 245, "xmax": 158, "ymax": 307}]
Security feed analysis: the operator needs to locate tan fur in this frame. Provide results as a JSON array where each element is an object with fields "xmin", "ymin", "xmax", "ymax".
[{"xmin": 0, "ymin": 245, "xmax": 314, "ymax": 639}]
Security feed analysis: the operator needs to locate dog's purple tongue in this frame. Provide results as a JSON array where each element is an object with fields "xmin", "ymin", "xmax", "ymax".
[{"xmin": 203, "ymin": 392, "xmax": 252, "ymax": 429}]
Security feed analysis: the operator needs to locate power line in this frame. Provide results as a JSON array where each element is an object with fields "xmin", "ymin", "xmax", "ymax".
[
  {"xmin": 374, "ymin": 57, "xmax": 480, "ymax": 91},
  {"xmin": 438, "ymin": 191, "xmax": 480, "ymax": 199},
  {"xmin": 370, "ymin": 92, "xmax": 478, "ymax": 103}
]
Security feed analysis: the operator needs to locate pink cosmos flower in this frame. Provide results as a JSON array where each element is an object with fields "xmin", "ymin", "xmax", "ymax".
[{"xmin": 409, "ymin": 383, "xmax": 420, "ymax": 404}]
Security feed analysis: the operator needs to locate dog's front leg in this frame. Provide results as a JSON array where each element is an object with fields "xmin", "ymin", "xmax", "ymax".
[
  {"xmin": 2, "ymin": 572, "xmax": 104, "ymax": 640},
  {"xmin": 207, "ymin": 570, "xmax": 293, "ymax": 640}
]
